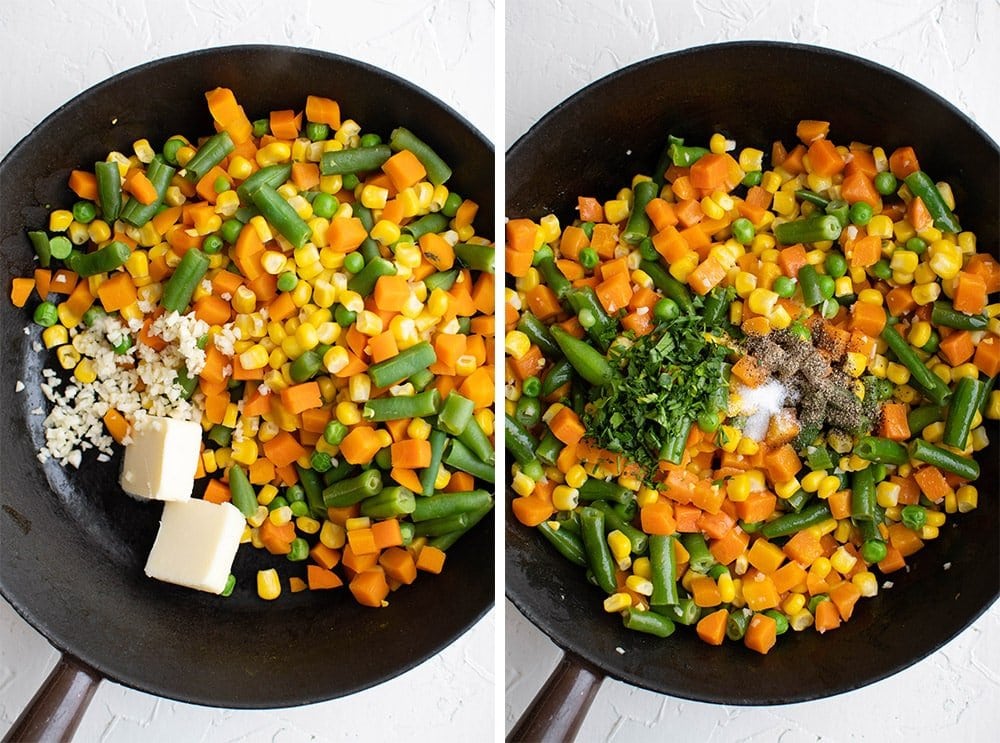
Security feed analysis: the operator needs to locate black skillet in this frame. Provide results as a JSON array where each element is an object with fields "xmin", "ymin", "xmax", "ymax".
[
  {"xmin": 506, "ymin": 42, "xmax": 999, "ymax": 740},
  {"xmin": 0, "ymin": 45, "xmax": 494, "ymax": 740}
]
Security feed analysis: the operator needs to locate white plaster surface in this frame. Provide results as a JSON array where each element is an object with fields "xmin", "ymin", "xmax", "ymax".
[
  {"xmin": 0, "ymin": 1, "xmax": 495, "ymax": 741},
  {"xmin": 505, "ymin": 0, "xmax": 1000, "ymax": 740}
]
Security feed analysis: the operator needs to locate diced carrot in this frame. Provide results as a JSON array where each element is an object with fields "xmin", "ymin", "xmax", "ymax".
[
  {"xmin": 887, "ymin": 523, "xmax": 924, "ymax": 557},
  {"xmin": 350, "ymin": 569, "xmax": 390, "ymax": 607},
  {"xmin": 511, "ymin": 496, "xmax": 554, "ymax": 527},
  {"xmin": 49, "ymin": 269, "xmax": 78, "ymax": 295},
  {"xmin": 379, "ymin": 547, "xmax": 417, "ymax": 585},
  {"xmin": 813, "ymin": 599, "xmax": 842, "ymax": 633},
  {"xmin": 764, "ymin": 444, "xmax": 801, "ymax": 484},
  {"xmin": 68, "ymin": 169, "xmax": 98, "ymax": 200},
  {"xmin": 339, "ymin": 426, "xmax": 382, "ymax": 465},
  {"xmin": 347, "ymin": 527, "xmax": 379, "ymax": 557},
  {"xmin": 640, "ymin": 501, "xmax": 676, "ymax": 536},
  {"xmin": 269, "ymin": 109, "xmax": 301, "ymax": 139},
  {"xmin": 96, "ymin": 272, "xmax": 137, "ymax": 313},
  {"xmin": 689, "ymin": 575, "xmax": 722, "ymax": 608},
  {"xmin": 827, "ymin": 488, "xmax": 852, "ymax": 520},
  {"xmin": 782, "ymin": 529, "xmax": 824, "ymax": 566},
  {"xmin": 415, "ymin": 544, "xmax": 447, "ymax": 574},
  {"xmin": 731, "ymin": 354, "xmax": 767, "ymax": 388},
  {"xmin": 939, "ymin": 330, "xmax": 975, "ymax": 366},
  {"xmin": 689, "ymin": 153, "xmax": 740, "ymax": 192},
  {"xmin": 390, "ymin": 439, "xmax": 432, "ymax": 469},
  {"xmin": 806, "ymin": 138, "xmax": 845, "ymax": 177},
  {"xmin": 687, "ymin": 256, "xmax": 726, "ymax": 295},
  {"xmin": 885, "ymin": 286, "xmax": 915, "ymax": 317},
  {"xmin": 248, "ymin": 458, "xmax": 275, "ymax": 485},
  {"xmin": 878, "ymin": 545, "xmax": 907, "ymax": 573},
  {"xmin": 829, "ymin": 580, "xmax": 862, "ymax": 621},
  {"xmin": 371, "ymin": 519, "xmax": 404, "ymax": 550},
  {"xmin": 589, "ymin": 223, "xmax": 619, "ymax": 258},
  {"xmin": 741, "ymin": 576, "xmax": 780, "ymax": 611},
  {"xmin": 778, "ymin": 243, "xmax": 808, "ymax": 278},
  {"xmin": 419, "ymin": 232, "xmax": 455, "ymax": 271},
  {"xmin": 973, "ymin": 334, "xmax": 1000, "ymax": 377},
  {"xmin": 305, "ymin": 95, "xmax": 341, "ymax": 128},
  {"xmin": 203, "ymin": 478, "xmax": 231, "ymax": 505},
  {"xmin": 33, "ymin": 268, "xmax": 52, "ymax": 299},
  {"xmin": 878, "ymin": 403, "xmax": 911, "ymax": 441},
  {"xmin": 458, "ymin": 366, "xmax": 493, "ymax": 409},
  {"xmin": 744, "ymin": 613, "xmax": 778, "ymax": 654},
  {"xmin": 102, "ymin": 408, "xmax": 129, "ymax": 444},
  {"xmin": 525, "ymin": 284, "xmax": 562, "ymax": 321},
  {"xmin": 8, "ymin": 277, "xmax": 34, "ymax": 309},
  {"xmin": 796, "ymin": 119, "xmax": 830, "ymax": 144},
  {"xmin": 840, "ymin": 171, "xmax": 880, "ymax": 209},
  {"xmin": 965, "ymin": 253, "xmax": 1000, "ymax": 293},
  {"xmin": 673, "ymin": 198, "xmax": 704, "ymax": 228},
  {"xmin": 849, "ymin": 235, "xmax": 882, "ymax": 268},
  {"xmin": 695, "ymin": 608, "xmax": 729, "ymax": 646},
  {"xmin": 733, "ymin": 490, "xmax": 777, "ymax": 523},
  {"xmin": 709, "ymin": 527, "xmax": 748, "ymax": 565},
  {"xmin": 505, "ymin": 218, "xmax": 537, "ymax": 253},
  {"xmin": 262, "ymin": 430, "xmax": 308, "ymax": 468},
  {"xmin": 771, "ymin": 561, "xmax": 808, "ymax": 594},
  {"xmin": 906, "ymin": 195, "xmax": 933, "ymax": 232},
  {"xmin": 849, "ymin": 302, "xmax": 886, "ymax": 338},
  {"xmin": 382, "ymin": 149, "xmax": 427, "ymax": 191},
  {"xmin": 595, "ymin": 271, "xmax": 633, "ymax": 314},
  {"xmin": 577, "ymin": 196, "xmax": 603, "ymax": 222},
  {"xmin": 781, "ymin": 144, "xmax": 807, "ymax": 175},
  {"xmin": 952, "ymin": 271, "xmax": 987, "ymax": 315},
  {"xmin": 506, "ymin": 247, "xmax": 533, "ymax": 278},
  {"xmin": 280, "ymin": 381, "xmax": 323, "ymax": 415},
  {"xmin": 549, "ymin": 407, "xmax": 585, "ymax": 446},
  {"xmin": 204, "ymin": 87, "xmax": 253, "ymax": 144},
  {"xmin": 327, "ymin": 217, "xmax": 369, "ymax": 252},
  {"xmin": 888, "ymin": 146, "xmax": 920, "ymax": 179},
  {"xmin": 307, "ymin": 564, "xmax": 344, "ymax": 590},
  {"xmin": 912, "ymin": 465, "xmax": 952, "ymax": 503},
  {"xmin": 651, "ymin": 225, "xmax": 689, "ymax": 264},
  {"xmin": 258, "ymin": 519, "xmax": 296, "ymax": 555}
]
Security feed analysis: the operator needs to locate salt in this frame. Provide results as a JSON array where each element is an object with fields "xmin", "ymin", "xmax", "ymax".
[{"xmin": 734, "ymin": 379, "xmax": 788, "ymax": 441}]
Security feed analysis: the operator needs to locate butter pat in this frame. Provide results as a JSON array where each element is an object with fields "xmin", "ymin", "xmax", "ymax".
[
  {"xmin": 119, "ymin": 416, "xmax": 201, "ymax": 501},
  {"xmin": 145, "ymin": 499, "xmax": 245, "ymax": 594}
]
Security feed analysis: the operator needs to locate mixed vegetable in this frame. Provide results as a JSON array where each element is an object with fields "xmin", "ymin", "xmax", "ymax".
[
  {"xmin": 10, "ymin": 88, "xmax": 495, "ymax": 605},
  {"xmin": 505, "ymin": 121, "xmax": 999, "ymax": 653}
]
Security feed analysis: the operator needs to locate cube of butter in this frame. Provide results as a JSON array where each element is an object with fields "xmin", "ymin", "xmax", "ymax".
[
  {"xmin": 120, "ymin": 416, "xmax": 201, "ymax": 501},
  {"xmin": 145, "ymin": 499, "xmax": 245, "ymax": 594}
]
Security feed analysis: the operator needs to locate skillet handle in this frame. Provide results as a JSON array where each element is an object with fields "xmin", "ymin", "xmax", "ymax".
[
  {"xmin": 507, "ymin": 654, "xmax": 605, "ymax": 743},
  {"xmin": 3, "ymin": 654, "xmax": 101, "ymax": 743}
]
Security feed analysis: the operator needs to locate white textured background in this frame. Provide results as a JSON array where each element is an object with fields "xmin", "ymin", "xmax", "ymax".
[
  {"xmin": 505, "ymin": 0, "xmax": 1000, "ymax": 740},
  {"xmin": 0, "ymin": 1, "xmax": 495, "ymax": 741}
]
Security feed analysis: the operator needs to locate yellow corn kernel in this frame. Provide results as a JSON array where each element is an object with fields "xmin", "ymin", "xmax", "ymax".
[
  {"xmin": 884, "ymin": 362, "xmax": 911, "ymax": 386},
  {"xmin": 760, "ymin": 171, "xmax": 782, "ymax": 194},
  {"xmin": 254, "ymin": 484, "xmax": 278, "ymax": 507},
  {"xmin": 603, "ymin": 199, "xmax": 629, "ymax": 224},
  {"xmin": 564, "ymin": 465, "xmax": 587, "ymax": 489},
  {"xmin": 504, "ymin": 330, "xmax": 531, "ymax": 360},
  {"xmin": 72, "ymin": 359, "xmax": 96, "ymax": 384},
  {"xmin": 867, "ymin": 215, "xmax": 893, "ymax": 239},
  {"xmin": 852, "ymin": 571, "xmax": 879, "ymax": 598},
  {"xmin": 256, "ymin": 569, "xmax": 282, "ymax": 600},
  {"xmin": 348, "ymin": 373, "xmax": 371, "ymax": 403},
  {"xmin": 718, "ymin": 425, "xmax": 741, "ymax": 454},
  {"xmin": 700, "ymin": 195, "xmax": 725, "ymax": 220},
  {"xmin": 87, "ymin": 219, "xmax": 112, "ymax": 243},
  {"xmin": 986, "ymin": 391, "xmax": 1000, "ymax": 420},
  {"xmin": 511, "ymin": 471, "xmax": 535, "ymax": 497},
  {"xmin": 603, "ymin": 593, "xmax": 632, "ymax": 613},
  {"xmin": 222, "ymin": 402, "xmax": 239, "ymax": 429},
  {"xmin": 239, "ymin": 344, "xmax": 269, "ymax": 371},
  {"xmin": 893, "ymin": 384, "xmax": 919, "ymax": 404},
  {"xmin": 733, "ymin": 271, "xmax": 758, "ymax": 299},
  {"xmin": 335, "ymin": 400, "xmax": 361, "ymax": 426},
  {"xmin": 907, "ymin": 321, "xmax": 932, "ymax": 348},
  {"xmin": 789, "ymin": 608, "xmax": 814, "ymax": 632},
  {"xmin": 726, "ymin": 473, "xmax": 751, "ymax": 502},
  {"xmin": 256, "ymin": 141, "xmax": 291, "ymax": 167},
  {"xmin": 738, "ymin": 147, "xmax": 764, "ymax": 172},
  {"xmin": 875, "ymin": 480, "xmax": 900, "ymax": 509},
  {"xmin": 230, "ymin": 439, "xmax": 258, "ymax": 466},
  {"xmin": 49, "ymin": 210, "xmax": 73, "ymax": 232},
  {"xmin": 971, "ymin": 426, "xmax": 989, "ymax": 451},
  {"xmin": 359, "ymin": 184, "xmax": 389, "ymax": 210},
  {"xmin": 829, "ymin": 546, "xmax": 858, "ymax": 575},
  {"xmin": 249, "ymin": 215, "xmax": 273, "ymax": 243},
  {"xmin": 716, "ymin": 573, "xmax": 736, "ymax": 603},
  {"xmin": 635, "ymin": 487, "xmax": 659, "ymax": 508},
  {"xmin": 775, "ymin": 478, "xmax": 801, "ymax": 500},
  {"xmin": 668, "ymin": 252, "xmax": 699, "ymax": 282},
  {"xmin": 843, "ymin": 352, "xmax": 867, "ymax": 378},
  {"xmin": 799, "ymin": 470, "xmax": 826, "ymax": 493},
  {"xmin": 771, "ymin": 191, "xmax": 797, "ymax": 217},
  {"xmin": 816, "ymin": 475, "xmax": 842, "ymax": 501},
  {"xmin": 607, "ymin": 531, "xmax": 632, "ymax": 571},
  {"xmin": 623, "ymin": 575, "xmax": 653, "ymax": 597},
  {"xmin": 747, "ymin": 288, "xmax": 779, "ymax": 316},
  {"xmin": 41, "ymin": 325, "xmax": 69, "ymax": 349},
  {"xmin": 889, "ymin": 250, "xmax": 919, "ymax": 274},
  {"xmin": 956, "ymin": 485, "xmax": 978, "ymax": 513},
  {"xmin": 781, "ymin": 592, "xmax": 806, "ymax": 616}
]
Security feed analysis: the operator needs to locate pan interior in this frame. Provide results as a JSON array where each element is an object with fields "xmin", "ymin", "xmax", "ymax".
[
  {"xmin": 506, "ymin": 42, "xmax": 999, "ymax": 705},
  {"xmin": 0, "ymin": 45, "xmax": 494, "ymax": 708}
]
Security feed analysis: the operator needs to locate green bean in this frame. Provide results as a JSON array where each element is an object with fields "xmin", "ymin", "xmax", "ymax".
[
  {"xmin": 119, "ymin": 157, "xmax": 175, "ymax": 227},
  {"xmin": 346, "ymin": 256, "xmax": 397, "ymax": 296},
  {"xmin": 412, "ymin": 490, "xmax": 492, "ymax": 522},
  {"xmin": 566, "ymin": 287, "xmax": 616, "ymax": 351},
  {"xmin": 881, "ymin": 324, "xmax": 952, "ymax": 406},
  {"xmin": 797, "ymin": 263, "xmax": 825, "ymax": 307},
  {"xmin": 759, "ymin": 502, "xmax": 832, "ymax": 538},
  {"xmin": 907, "ymin": 404, "xmax": 945, "ymax": 435},
  {"xmin": 402, "ymin": 212, "xmax": 449, "ymax": 240},
  {"xmin": 622, "ymin": 608, "xmax": 676, "ymax": 638},
  {"xmin": 322, "ymin": 469, "xmax": 383, "ymax": 507},
  {"xmin": 537, "ymin": 521, "xmax": 588, "ymax": 567},
  {"xmin": 351, "ymin": 203, "xmax": 383, "ymax": 263},
  {"xmin": 181, "ymin": 132, "xmax": 233, "ymax": 182},
  {"xmin": 251, "ymin": 184, "xmax": 312, "ymax": 249},
  {"xmin": 658, "ymin": 418, "xmax": 692, "ymax": 465},
  {"xmin": 851, "ymin": 467, "xmax": 877, "ymax": 521},
  {"xmin": 579, "ymin": 507, "xmax": 617, "ymax": 594},
  {"xmin": 27, "ymin": 231, "xmax": 51, "ymax": 268},
  {"xmin": 69, "ymin": 240, "xmax": 132, "ymax": 278},
  {"xmin": 578, "ymin": 477, "xmax": 635, "ymax": 506},
  {"xmin": 667, "ymin": 135, "xmax": 708, "ymax": 167},
  {"xmin": 420, "ymin": 429, "xmax": 449, "ymax": 497},
  {"xmin": 550, "ymin": 325, "xmax": 614, "ymax": 386},
  {"xmin": 236, "ymin": 164, "xmax": 292, "ymax": 204},
  {"xmin": 427, "ymin": 500, "xmax": 493, "ymax": 550},
  {"xmin": 589, "ymin": 501, "xmax": 647, "ymax": 554},
  {"xmin": 94, "ymin": 161, "xmax": 122, "ymax": 222},
  {"xmin": 206, "ymin": 424, "xmax": 232, "ymax": 447},
  {"xmin": 360, "ymin": 486, "xmax": 416, "ymax": 519},
  {"xmin": 161, "ymin": 248, "xmax": 209, "ymax": 312},
  {"xmin": 535, "ymin": 250, "xmax": 572, "ymax": 299},
  {"xmin": 977, "ymin": 374, "xmax": 996, "ymax": 415},
  {"xmin": 903, "ymin": 171, "xmax": 961, "ymax": 233},
  {"xmin": 910, "ymin": 439, "xmax": 980, "ymax": 480},
  {"xmin": 517, "ymin": 312, "xmax": 561, "ymax": 358},
  {"xmin": 294, "ymin": 464, "xmax": 327, "ymax": 519},
  {"xmin": 389, "ymin": 127, "xmax": 451, "ymax": 185},
  {"xmin": 456, "ymin": 416, "xmax": 495, "ymax": 465},
  {"xmin": 227, "ymin": 464, "xmax": 257, "ymax": 518},
  {"xmin": 648, "ymin": 534, "xmax": 679, "ymax": 606},
  {"xmin": 413, "ymin": 512, "xmax": 470, "ymax": 537},
  {"xmin": 323, "ymin": 456, "xmax": 355, "ymax": 485},
  {"xmin": 539, "ymin": 360, "xmax": 573, "ymax": 400},
  {"xmin": 854, "ymin": 436, "xmax": 910, "ymax": 465},
  {"xmin": 454, "ymin": 242, "xmax": 494, "ymax": 273},
  {"xmin": 409, "ymin": 367, "xmax": 435, "ymax": 392},
  {"xmin": 423, "ymin": 269, "xmax": 460, "ymax": 293},
  {"xmin": 534, "ymin": 429, "xmax": 563, "ymax": 465},
  {"xmin": 784, "ymin": 488, "xmax": 814, "ymax": 514},
  {"xmin": 639, "ymin": 260, "xmax": 693, "ymax": 312},
  {"xmin": 623, "ymin": 180, "xmax": 657, "ymax": 244},
  {"xmin": 931, "ymin": 301, "xmax": 988, "ymax": 331},
  {"xmin": 319, "ymin": 145, "xmax": 392, "ymax": 175},
  {"xmin": 368, "ymin": 341, "xmax": 436, "ymax": 388},
  {"xmin": 943, "ymin": 376, "xmax": 984, "ymax": 448},
  {"xmin": 443, "ymin": 439, "xmax": 495, "ymax": 482},
  {"xmin": 437, "ymin": 392, "xmax": 475, "ymax": 435},
  {"xmin": 796, "ymin": 189, "xmax": 830, "ymax": 208},
  {"xmin": 680, "ymin": 533, "xmax": 715, "ymax": 573},
  {"xmin": 655, "ymin": 597, "xmax": 700, "ymax": 626},
  {"xmin": 726, "ymin": 610, "xmax": 751, "ymax": 641},
  {"xmin": 774, "ymin": 215, "xmax": 843, "ymax": 245},
  {"xmin": 289, "ymin": 348, "xmax": 324, "ymax": 382}
]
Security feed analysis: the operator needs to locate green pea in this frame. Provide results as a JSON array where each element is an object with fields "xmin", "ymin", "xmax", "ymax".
[
  {"xmin": 578, "ymin": 247, "xmax": 599, "ymax": 270},
  {"xmin": 305, "ymin": 121, "xmax": 329, "ymax": 142},
  {"xmin": 162, "ymin": 137, "xmax": 185, "ymax": 165},
  {"xmin": 763, "ymin": 609, "xmax": 790, "ymax": 635},
  {"xmin": 202, "ymin": 234, "xmax": 224, "ymax": 254},
  {"xmin": 289, "ymin": 501, "xmax": 310, "ymax": 517},
  {"xmin": 342, "ymin": 173, "xmax": 360, "ymax": 190},
  {"xmin": 905, "ymin": 236, "xmax": 927, "ymax": 255},
  {"xmin": 874, "ymin": 171, "xmax": 898, "ymax": 196},
  {"xmin": 344, "ymin": 252, "xmax": 365, "ymax": 274},
  {"xmin": 871, "ymin": 259, "xmax": 892, "ymax": 281},
  {"xmin": 731, "ymin": 217, "xmax": 755, "ymax": 245},
  {"xmin": 33, "ymin": 301, "xmax": 59, "ymax": 327},
  {"xmin": 213, "ymin": 176, "xmax": 231, "ymax": 194},
  {"xmin": 48, "ymin": 236, "xmax": 73, "ymax": 260},
  {"xmin": 335, "ymin": 304, "xmax": 356, "ymax": 326},
  {"xmin": 515, "ymin": 395, "xmax": 542, "ymax": 427},
  {"xmin": 817, "ymin": 274, "xmax": 836, "ymax": 300},
  {"xmin": 441, "ymin": 192, "xmax": 463, "ymax": 218},
  {"xmin": 697, "ymin": 410, "xmax": 720, "ymax": 433},
  {"xmin": 521, "ymin": 376, "xmax": 542, "ymax": 398},
  {"xmin": 268, "ymin": 495, "xmax": 289, "ymax": 511},
  {"xmin": 901, "ymin": 504, "xmax": 927, "ymax": 531},
  {"xmin": 638, "ymin": 237, "xmax": 659, "ymax": 261},
  {"xmin": 741, "ymin": 170, "xmax": 763, "ymax": 187},
  {"xmin": 287, "ymin": 537, "xmax": 309, "ymax": 561},
  {"xmin": 849, "ymin": 201, "xmax": 873, "ymax": 226},
  {"xmin": 359, "ymin": 133, "xmax": 382, "ymax": 148},
  {"xmin": 820, "ymin": 298, "xmax": 840, "ymax": 319},
  {"xmin": 789, "ymin": 321, "xmax": 812, "ymax": 341},
  {"xmin": 285, "ymin": 484, "xmax": 306, "ymax": 503},
  {"xmin": 653, "ymin": 297, "xmax": 680, "ymax": 322},
  {"xmin": 311, "ymin": 451, "xmax": 333, "ymax": 472},
  {"xmin": 921, "ymin": 329, "xmax": 940, "ymax": 354},
  {"xmin": 824, "ymin": 251, "xmax": 848, "ymax": 278},
  {"xmin": 277, "ymin": 271, "xmax": 298, "ymax": 292},
  {"xmin": 82, "ymin": 306, "xmax": 107, "ymax": 327},
  {"xmin": 312, "ymin": 192, "xmax": 337, "ymax": 219},
  {"xmin": 112, "ymin": 334, "xmax": 133, "ymax": 355},
  {"xmin": 580, "ymin": 221, "xmax": 595, "ymax": 239},
  {"xmin": 72, "ymin": 200, "xmax": 97, "ymax": 224},
  {"xmin": 220, "ymin": 218, "xmax": 243, "ymax": 244},
  {"xmin": 252, "ymin": 119, "xmax": 270, "ymax": 138},
  {"xmin": 861, "ymin": 539, "xmax": 888, "ymax": 563},
  {"xmin": 773, "ymin": 276, "xmax": 796, "ymax": 298},
  {"xmin": 324, "ymin": 420, "xmax": 348, "ymax": 445}
]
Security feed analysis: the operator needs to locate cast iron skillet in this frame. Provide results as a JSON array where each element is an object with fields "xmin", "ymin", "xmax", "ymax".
[
  {"xmin": 506, "ymin": 42, "xmax": 998, "ymax": 740},
  {"xmin": 0, "ymin": 45, "xmax": 494, "ymax": 740}
]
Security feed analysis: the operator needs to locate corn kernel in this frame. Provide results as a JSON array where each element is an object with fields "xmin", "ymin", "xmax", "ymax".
[
  {"xmin": 511, "ymin": 472, "xmax": 535, "ymax": 497},
  {"xmin": 49, "ymin": 210, "xmax": 74, "ymax": 232},
  {"xmin": 565, "ymin": 465, "xmax": 587, "ymax": 489},
  {"xmin": 867, "ymin": 215, "xmax": 893, "ymax": 239},
  {"xmin": 603, "ymin": 593, "xmax": 632, "ymax": 613},
  {"xmin": 256, "ymin": 569, "xmax": 282, "ymax": 600},
  {"xmin": 852, "ymin": 571, "xmax": 879, "ymax": 597},
  {"xmin": 717, "ymin": 573, "xmax": 736, "ymax": 603},
  {"xmin": 604, "ymin": 199, "xmax": 629, "ymax": 224},
  {"xmin": 790, "ymin": 608, "xmax": 814, "ymax": 632},
  {"xmin": 817, "ymin": 475, "xmax": 842, "ymax": 500},
  {"xmin": 775, "ymin": 478, "xmax": 800, "ymax": 499},
  {"xmin": 256, "ymin": 142, "xmax": 291, "ymax": 167},
  {"xmin": 956, "ymin": 485, "xmax": 978, "ymax": 513},
  {"xmin": 505, "ymin": 330, "xmax": 531, "ymax": 360},
  {"xmin": 320, "ymin": 520, "xmax": 347, "ymax": 549},
  {"xmin": 41, "ymin": 325, "xmax": 69, "ymax": 349},
  {"xmin": 626, "ymin": 575, "xmax": 654, "ymax": 596}
]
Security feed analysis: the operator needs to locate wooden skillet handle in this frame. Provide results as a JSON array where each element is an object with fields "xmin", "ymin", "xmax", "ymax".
[
  {"xmin": 3, "ymin": 654, "xmax": 101, "ymax": 743},
  {"xmin": 507, "ymin": 654, "xmax": 605, "ymax": 742}
]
